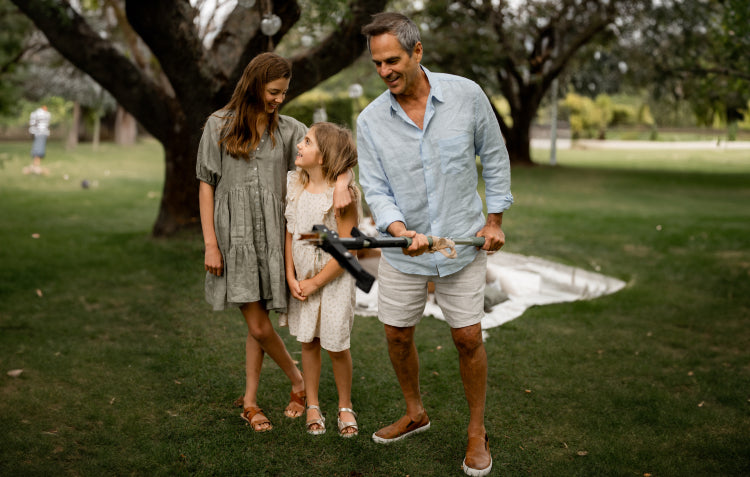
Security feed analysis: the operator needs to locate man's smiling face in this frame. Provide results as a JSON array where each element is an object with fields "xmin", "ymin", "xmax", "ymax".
[{"xmin": 369, "ymin": 33, "xmax": 423, "ymax": 97}]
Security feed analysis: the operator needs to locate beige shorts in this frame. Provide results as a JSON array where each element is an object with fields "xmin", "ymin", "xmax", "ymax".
[{"xmin": 377, "ymin": 251, "xmax": 487, "ymax": 329}]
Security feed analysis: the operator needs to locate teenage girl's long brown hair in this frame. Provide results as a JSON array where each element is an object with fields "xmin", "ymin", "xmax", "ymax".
[{"xmin": 218, "ymin": 52, "xmax": 291, "ymax": 158}]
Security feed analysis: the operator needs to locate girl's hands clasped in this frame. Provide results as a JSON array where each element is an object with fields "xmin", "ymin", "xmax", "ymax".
[{"xmin": 288, "ymin": 276, "xmax": 306, "ymax": 301}]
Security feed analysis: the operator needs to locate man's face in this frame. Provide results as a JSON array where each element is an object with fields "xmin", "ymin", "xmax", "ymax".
[{"xmin": 369, "ymin": 33, "xmax": 423, "ymax": 97}]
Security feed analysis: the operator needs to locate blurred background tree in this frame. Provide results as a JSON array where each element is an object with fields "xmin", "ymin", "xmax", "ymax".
[
  {"xmin": 7, "ymin": 0, "xmax": 386, "ymax": 236},
  {"xmin": 414, "ymin": 0, "xmax": 652, "ymax": 164}
]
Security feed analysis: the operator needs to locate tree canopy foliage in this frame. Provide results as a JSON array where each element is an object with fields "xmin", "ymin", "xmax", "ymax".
[
  {"xmin": 624, "ymin": 0, "xmax": 750, "ymax": 127},
  {"xmin": 0, "ymin": 1, "xmax": 35, "ymax": 116}
]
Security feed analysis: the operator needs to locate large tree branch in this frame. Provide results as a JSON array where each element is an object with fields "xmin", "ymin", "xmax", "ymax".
[
  {"xmin": 9, "ymin": 0, "xmax": 176, "ymax": 143},
  {"xmin": 225, "ymin": 0, "xmax": 303, "ymax": 91},
  {"xmin": 537, "ymin": 1, "xmax": 616, "ymax": 93},
  {"xmin": 208, "ymin": 6, "xmax": 262, "ymax": 81},
  {"xmin": 287, "ymin": 0, "xmax": 388, "ymax": 101},
  {"xmin": 1, "ymin": 42, "xmax": 47, "ymax": 74},
  {"xmin": 126, "ymin": 0, "xmax": 222, "ymax": 104}
]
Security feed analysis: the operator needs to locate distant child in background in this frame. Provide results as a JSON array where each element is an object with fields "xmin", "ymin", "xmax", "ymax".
[
  {"xmin": 282, "ymin": 122, "xmax": 361, "ymax": 437},
  {"xmin": 26, "ymin": 105, "xmax": 51, "ymax": 175}
]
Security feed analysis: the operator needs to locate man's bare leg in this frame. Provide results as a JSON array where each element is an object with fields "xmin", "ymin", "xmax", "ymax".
[
  {"xmin": 452, "ymin": 323, "xmax": 492, "ymax": 475},
  {"xmin": 372, "ymin": 324, "xmax": 430, "ymax": 443}
]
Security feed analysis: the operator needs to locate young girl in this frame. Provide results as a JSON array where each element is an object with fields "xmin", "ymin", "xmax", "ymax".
[
  {"xmin": 197, "ymin": 54, "xmax": 351, "ymax": 432},
  {"xmin": 282, "ymin": 122, "xmax": 361, "ymax": 437}
]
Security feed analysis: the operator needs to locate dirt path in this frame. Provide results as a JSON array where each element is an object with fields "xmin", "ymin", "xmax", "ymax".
[{"xmin": 532, "ymin": 138, "xmax": 750, "ymax": 150}]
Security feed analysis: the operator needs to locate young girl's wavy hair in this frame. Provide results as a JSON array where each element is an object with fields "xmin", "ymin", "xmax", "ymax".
[
  {"xmin": 217, "ymin": 52, "xmax": 291, "ymax": 158},
  {"xmin": 298, "ymin": 122, "xmax": 358, "ymax": 186}
]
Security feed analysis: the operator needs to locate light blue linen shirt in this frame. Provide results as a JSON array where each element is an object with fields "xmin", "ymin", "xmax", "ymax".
[{"xmin": 356, "ymin": 66, "xmax": 513, "ymax": 277}]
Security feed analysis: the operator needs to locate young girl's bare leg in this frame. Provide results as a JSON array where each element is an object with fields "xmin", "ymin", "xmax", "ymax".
[
  {"xmin": 240, "ymin": 302, "xmax": 305, "ymax": 417},
  {"xmin": 301, "ymin": 339, "xmax": 324, "ymax": 433},
  {"xmin": 329, "ymin": 348, "xmax": 357, "ymax": 436}
]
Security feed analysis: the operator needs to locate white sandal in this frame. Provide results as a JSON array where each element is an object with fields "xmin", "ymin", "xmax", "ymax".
[
  {"xmin": 337, "ymin": 407, "xmax": 359, "ymax": 438},
  {"xmin": 306, "ymin": 405, "xmax": 326, "ymax": 435}
]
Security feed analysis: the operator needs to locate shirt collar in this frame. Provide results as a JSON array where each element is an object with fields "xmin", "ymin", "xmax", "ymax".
[{"xmin": 388, "ymin": 65, "xmax": 444, "ymax": 115}]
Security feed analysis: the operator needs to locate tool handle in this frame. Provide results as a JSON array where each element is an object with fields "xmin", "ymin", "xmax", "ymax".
[
  {"xmin": 350, "ymin": 228, "xmax": 484, "ymax": 249},
  {"xmin": 374, "ymin": 236, "xmax": 485, "ymax": 248},
  {"xmin": 400, "ymin": 236, "xmax": 433, "ymax": 248},
  {"xmin": 452, "ymin": 237, "xmax": 486, "ymax": 247}
]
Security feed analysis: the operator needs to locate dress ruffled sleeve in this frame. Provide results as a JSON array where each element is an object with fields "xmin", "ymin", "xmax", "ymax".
[
  {"xmin": 285, "ymin": 170, "xmax": 302, "ymax": 233},
  {"xmin": 323, "ymin": 186, "xmax": 335, "ymax": 215},
  {"xmin": 196, "ymin": 115, "xmax": 223, "ymax": 186},
  {"xmin": 280, "ymin": 116, "xmax": 307, "ymax": 172}
]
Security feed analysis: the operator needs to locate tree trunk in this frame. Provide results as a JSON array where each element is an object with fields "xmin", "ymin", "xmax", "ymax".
[
  {"xmin": 490, "ymin": 100, "xmax": 534, "ymax": 165},
  {"xmin": 151, "ymin": 115, "xmax": 202, "ymax": 236},
  {"xmin": 505, "ymin": 126, "xmax": 533, "ymax": 165},
  {"xmin": 66, "ymin": 101, "xmax": 80, "ymax": 149},
  {"xmin": 92, "ymin": 112, "xmax": 101, "ymax": 151},
  {"xmin": 114, "ymin": 106, "xmax": 138, "ymax": 145}
]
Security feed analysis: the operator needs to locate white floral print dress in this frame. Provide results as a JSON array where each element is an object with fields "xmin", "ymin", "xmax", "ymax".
[{"xmin": 280, "ymin": 170, "xmax": 357, "ymax": 352}]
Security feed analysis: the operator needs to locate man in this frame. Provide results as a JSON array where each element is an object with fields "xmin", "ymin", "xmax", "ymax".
[{"xmin": 356, "ymin": 12, "xmax": 513, "ymax": 477}]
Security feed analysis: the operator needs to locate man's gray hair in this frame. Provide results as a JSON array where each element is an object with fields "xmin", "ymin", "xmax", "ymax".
[{"xmin": 361, "ymin": 12, "xmax": 421, "ymax": 55}]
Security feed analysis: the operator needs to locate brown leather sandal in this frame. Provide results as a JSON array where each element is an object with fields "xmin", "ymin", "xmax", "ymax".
[
  {"xmin": 240, "ymin": 406, "xmax": 272, "ymax": 432},
  {"xmin": 284, "ymin": 389, "xmax": 306, "ymax": 418}
]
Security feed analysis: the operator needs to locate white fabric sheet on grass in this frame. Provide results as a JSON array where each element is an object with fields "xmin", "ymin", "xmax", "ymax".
[{"xmin": 355, "ymin": 252, "xmax": 626, "ymax": 330}]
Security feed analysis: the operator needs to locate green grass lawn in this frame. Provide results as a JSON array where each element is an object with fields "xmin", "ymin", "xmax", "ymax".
[{"xmin": 1, "ymin": 139, "xmax": 748, "ymax": 476}]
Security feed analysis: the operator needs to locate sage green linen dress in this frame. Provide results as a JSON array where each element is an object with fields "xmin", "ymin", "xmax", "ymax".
[{"xmin": 196, "ymin": 112, "xmax": 306, "ymax": 312}]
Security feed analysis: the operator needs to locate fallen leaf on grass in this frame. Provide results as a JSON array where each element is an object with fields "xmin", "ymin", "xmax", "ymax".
[
  {"xmin": 31, "ymin": 233, "xmax": 40, "ymax": 239},
  {"xmin": 36, "ymin": 289, "xmax": 43, "ymax": 297},
  {"xmin": 109, "ymin": 397, "xmax": 116, "ymax": 405},
  {"xmin": 698, "ymin": 401, "xmax": 705, "ymax": 407},
  {"xmin": 7, "ymin": 369, "xmax": 24, "ymax": 377},
  {"xmin": 577, "ymin": 450, "xmax": 588, "ymax": 456}
]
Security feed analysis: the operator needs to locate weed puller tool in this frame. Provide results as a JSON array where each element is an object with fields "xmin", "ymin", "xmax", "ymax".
[{"xmin": 299, "ymin": 224, "xmax": 485, "ymax": 293}]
